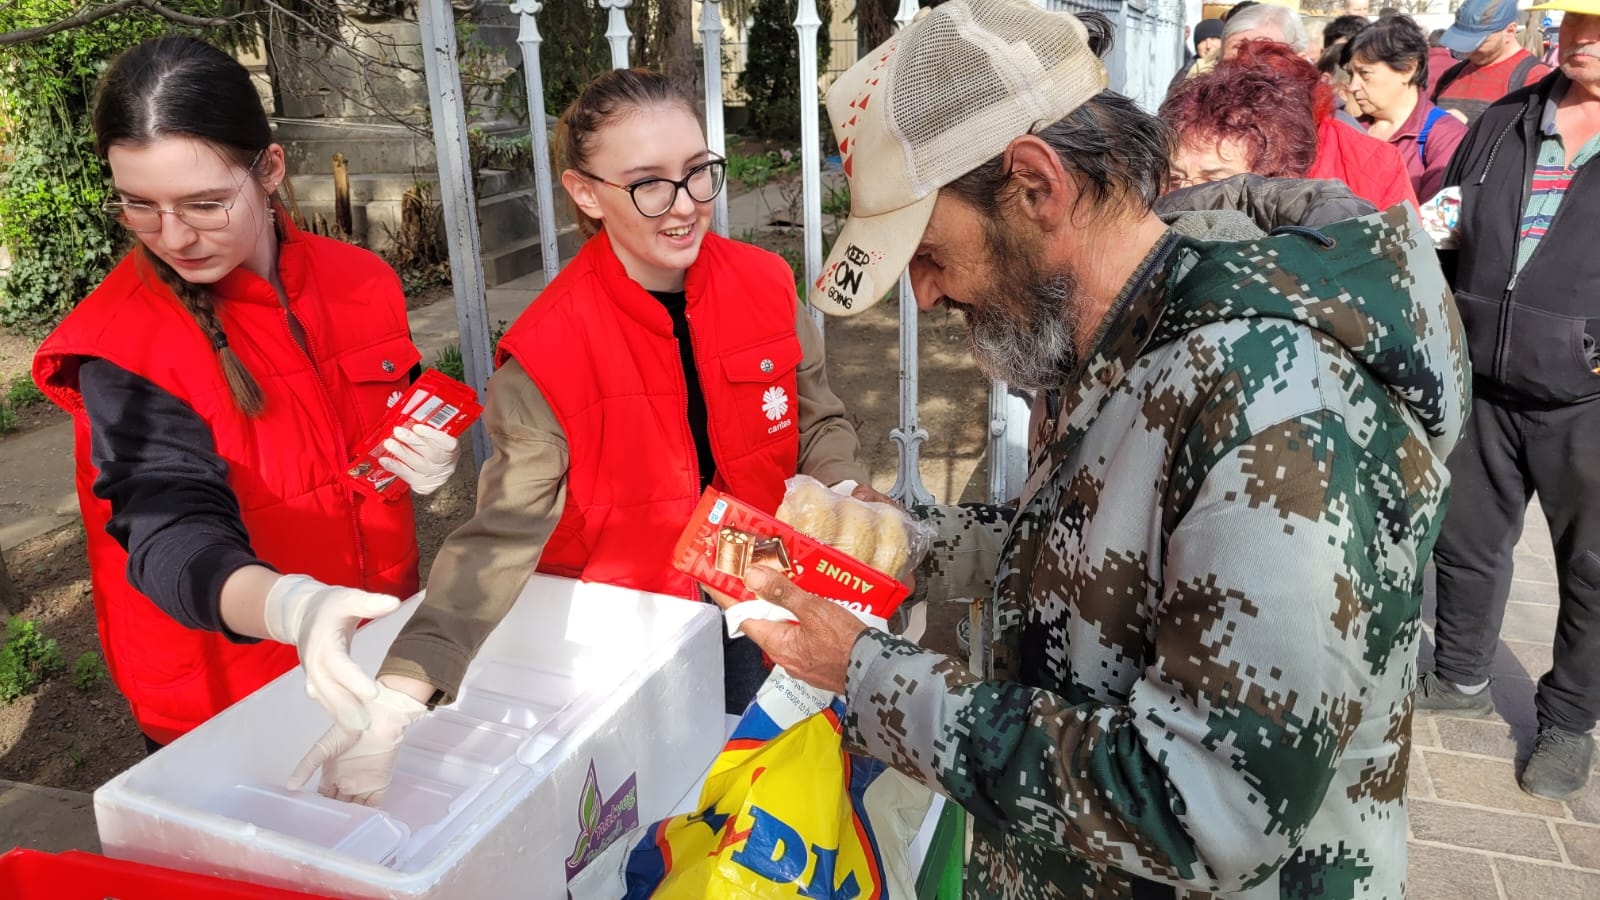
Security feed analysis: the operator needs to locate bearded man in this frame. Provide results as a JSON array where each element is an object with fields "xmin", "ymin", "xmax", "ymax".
[
  {"xmin": 1420, "ymin": 3, "xmax": 1600, "ymax": 801},
  {"xmin": 711, "ymin": 1, "xmax": 1468, "ymax": 896}
]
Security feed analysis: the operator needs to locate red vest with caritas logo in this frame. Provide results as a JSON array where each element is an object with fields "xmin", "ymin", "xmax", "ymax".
[
  {"xmin": 497, "ymin": 230, "xmax": 801, "ymax": 599},
  {"xmin": 33, "ymin": 225, "xmax": 420, "ymax": 744}
]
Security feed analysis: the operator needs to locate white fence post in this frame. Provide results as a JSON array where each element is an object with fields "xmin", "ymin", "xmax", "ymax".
[
  {"xmin": 699, "ymin": 0, "xmax": 730, "ymax": 236},
  {"xmin": 794, "ymin": 0, "xmax": 825, "ymax": 337},
  {"xmin": 417, "ymin": 0, "xmax": 493, "ymax": 467},
  {"xmin": 889, "ymin": 0, "xmax": 934, "ymax": 507},
  {"xmin": 511, "ymin": 0, "xmax": 562, "ymax": 287},
  {"xmin": 599, "ymin": 0, "xmax": 633, "ymax": 69}
]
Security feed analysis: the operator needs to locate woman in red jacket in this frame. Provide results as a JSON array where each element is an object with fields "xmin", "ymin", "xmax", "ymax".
[
  {"xmin": 1163, "ymin": 39, "xmax": 1418, "ymax": 212},
  {"xmin": 31, "ymin": 37, "xmax": 458, "ymax": 751},
  {"xmin": 293, "ymin": 68, "xmax": 867, "ymax": 805}
]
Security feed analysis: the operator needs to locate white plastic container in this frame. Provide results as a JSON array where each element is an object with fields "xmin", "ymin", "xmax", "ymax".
[{"xmin": 94, "ymin": 574, "xmax": 725, "ymax": 899}]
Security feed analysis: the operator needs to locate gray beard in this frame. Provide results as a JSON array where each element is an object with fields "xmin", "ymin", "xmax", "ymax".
[{"xmin": 965, "ymin": 271, "xmax": 1082, "ymax": 391}]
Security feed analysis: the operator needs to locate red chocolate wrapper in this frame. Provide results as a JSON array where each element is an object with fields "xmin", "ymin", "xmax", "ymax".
[
  {"xmin": 672, "ymin": 488, "xmax": 910, "ymax": 620},
  {"xmin": 347, "ymin": 369, "xmax": 483, "ymax": 501}
]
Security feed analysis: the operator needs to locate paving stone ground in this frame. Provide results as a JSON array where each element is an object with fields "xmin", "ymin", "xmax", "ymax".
[{"xmin": 1409, "ymin": 502, "xmax": 1600, "ymax": 899}]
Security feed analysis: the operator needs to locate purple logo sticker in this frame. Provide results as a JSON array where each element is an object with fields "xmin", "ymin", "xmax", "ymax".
[{"xmin": 564, "ymin": 760, "xmax": 639, "ymax": 881}]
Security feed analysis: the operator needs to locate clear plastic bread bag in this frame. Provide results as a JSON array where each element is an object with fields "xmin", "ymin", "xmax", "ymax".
[{"xmin": 774, "ymin": 474, "xmax": 935, "ymax": 583}]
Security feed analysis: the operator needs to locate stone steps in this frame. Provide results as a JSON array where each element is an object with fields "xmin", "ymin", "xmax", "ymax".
[
  {"xmin": 276, "ymin": 123, "xmax": 561, "ymax": 285},
  {"xmin": 482, "ymin": 227, "xmax": 585, "ymax": 287}
]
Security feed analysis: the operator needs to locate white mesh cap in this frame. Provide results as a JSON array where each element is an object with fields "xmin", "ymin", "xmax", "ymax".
[{"xmin": 811, "ymin": 0, "xmax": 1108, "ymax": 316}]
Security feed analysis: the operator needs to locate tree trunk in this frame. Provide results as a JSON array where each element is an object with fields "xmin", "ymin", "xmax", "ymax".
[
  {"xmin": 333, "ymin": 152, "xmax": 353, "ymax": 240},
  {"xmin": 0, "ymin": 546, "xmax": 19, "ymax": 615},
  {"xmin": 633, "ymin": 0, "xmax": 699, "ymax": 103},
  {"xmin": 856, "ymin": 0, "xmax": 896, "ymax": 59}
]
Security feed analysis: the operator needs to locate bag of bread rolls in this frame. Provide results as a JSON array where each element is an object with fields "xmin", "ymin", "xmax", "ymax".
[{"xmin": 774, "ymin": 475, "xmax": 933, "ymax": 583}]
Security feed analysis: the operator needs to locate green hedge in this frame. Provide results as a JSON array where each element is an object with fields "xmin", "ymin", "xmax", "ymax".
[
  {"xmin": 737, "ymin": 0, "xmax": 833, "ymax": 140},
  {"xmin": 0, "ymin": 5, "xmax": 223, "ymax": 335}
]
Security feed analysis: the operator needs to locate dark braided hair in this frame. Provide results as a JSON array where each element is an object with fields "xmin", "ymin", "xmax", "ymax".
[{"xmin": 93, "ymin": 36, "xmax": 273, "ymax": 416}]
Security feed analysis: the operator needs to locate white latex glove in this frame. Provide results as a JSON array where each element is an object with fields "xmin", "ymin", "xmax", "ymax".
[
  {"xmin": 378, "ymin": 424, "xmax": 459, "ymax": 496},
  {"xmin": 263, "ymin": 574, "xmax": 402, "ymax": 732},
  {"xmin": 287, "ymin": 684, "xmax": 427, "ymax": 805}
]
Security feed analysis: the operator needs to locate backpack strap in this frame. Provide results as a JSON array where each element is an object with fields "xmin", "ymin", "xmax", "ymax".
[
  {"xmin": 1432, "ymin": 60, "xmax": 1470, "ymax": 102},
  {"xmin": 1509, "ymin": 54, "xmax": 1540, "ymax": 91},
  {"xmin": 1417, "ymin": 106, "xmax": 1449, "ymax": 166}
]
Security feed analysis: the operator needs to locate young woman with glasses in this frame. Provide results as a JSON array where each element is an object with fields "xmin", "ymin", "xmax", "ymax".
[
  {"xmin": 31, "ymin": 37, "xmax": 457, "ymax": 754},
  {"xmin": 291, "ymin": 68, "xmax": 867, "ymax": 806}
]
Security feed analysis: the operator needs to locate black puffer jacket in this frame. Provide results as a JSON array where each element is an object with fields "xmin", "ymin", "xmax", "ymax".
[
  {"xmin": 1443, "ymin": 71, "xmax": 1600, "ymax": 406},
  {"xmin": 1155, "ymin": 174, "xmax": 1377, "ymax": 231}
]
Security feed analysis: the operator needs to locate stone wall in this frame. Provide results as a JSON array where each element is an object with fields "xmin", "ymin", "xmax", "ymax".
[{"xmin": 267, "ymin": 3, "xmax": 571, "ymax": 284}]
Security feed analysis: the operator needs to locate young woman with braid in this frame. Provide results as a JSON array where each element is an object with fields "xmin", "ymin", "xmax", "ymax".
[{"xmin": 31, "ymin": 37, "xmax": 459, "ymax": 753}]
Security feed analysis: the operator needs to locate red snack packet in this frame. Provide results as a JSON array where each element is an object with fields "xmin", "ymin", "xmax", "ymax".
[
  {"xmin": 346, "ymin": 368, "xmax": 483, "ymax": 502},
  {"xmin": 672, "ymin": 487, "xmax": 910, "ymax": 620}
]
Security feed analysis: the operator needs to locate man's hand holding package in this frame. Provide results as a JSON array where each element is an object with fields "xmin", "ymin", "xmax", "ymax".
[
  {"xmin": 289, "ymin": 683, "xmax": 427, "ymax": 805},
  {"xmin": 710, "ymin": 566, "xmax": 865, "ymax": 694},
  {"xmin": 263, "ymin": 574, "xmax": 403, "ymax": 732},
  {"xmin": 379, "ymin": 424, "xmax": 459, "ymax": 496}
]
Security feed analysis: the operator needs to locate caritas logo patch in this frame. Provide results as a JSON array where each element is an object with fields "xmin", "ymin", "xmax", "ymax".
[{"xmin": 762, "ymin": 386, "xmax": 790, "ymax": 421}]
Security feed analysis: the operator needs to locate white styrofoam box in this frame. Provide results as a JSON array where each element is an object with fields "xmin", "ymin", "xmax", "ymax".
[
  {"xmin": 666, "ymin": 714, "xmax": 742, "ymax": 818},
  {"xmin": 95, "ymin": 574, "xmax": 725, "ymax": 899}
]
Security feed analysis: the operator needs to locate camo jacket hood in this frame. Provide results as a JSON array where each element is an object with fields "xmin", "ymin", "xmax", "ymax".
[
  {"xmin": 840, "ymin": 205, "xmax": 1469, "ymax": 899},
  {"xmin": 1157, "ymin": 210, "xmax": 1467, "ymax": 461}
]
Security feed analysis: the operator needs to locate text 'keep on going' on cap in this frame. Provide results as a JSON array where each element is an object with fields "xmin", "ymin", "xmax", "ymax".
[{"xmin": 808, "ymin": 0, "xmax": 1108, "ymax": 317}]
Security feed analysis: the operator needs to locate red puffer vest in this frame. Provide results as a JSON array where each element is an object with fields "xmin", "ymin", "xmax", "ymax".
[
  {"xmin": 33, "ymin": 224, "xmax": 420, "ymax": 744},
  {"xmin": 497, "ymin": 230, "xmax": 801, "ymax": 599}
]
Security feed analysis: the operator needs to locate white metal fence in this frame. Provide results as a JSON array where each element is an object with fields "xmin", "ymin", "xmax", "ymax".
[
  {"xmin": 424, "ymin": 0, "xmax": 1185, "ymax": 503},
  {"xmin": 717, "ymin": 37, "xmax": 859, "ymax": 104}
]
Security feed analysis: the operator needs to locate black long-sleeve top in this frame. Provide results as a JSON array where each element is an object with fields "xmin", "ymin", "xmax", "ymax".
[{"xmin": 80, "ymin": 358, "xmax": 266, "ymax": 639}]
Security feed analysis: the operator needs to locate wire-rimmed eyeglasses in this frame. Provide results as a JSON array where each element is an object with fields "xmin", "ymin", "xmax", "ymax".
[
  {"xmin": 575, "ymin": 156, "xmax": 727, "ymax": 218},
  {"xmin": 102, "ymin": 150, "xmax": 265, "ymax": 233}
]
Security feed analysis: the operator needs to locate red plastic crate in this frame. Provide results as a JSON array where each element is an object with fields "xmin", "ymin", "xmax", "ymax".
[{"xmin": 0, "ymin": 849, "xmax": 335, "ymax": 899}]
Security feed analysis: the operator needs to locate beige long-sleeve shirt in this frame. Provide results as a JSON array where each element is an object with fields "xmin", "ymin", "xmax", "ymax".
[{"xmin": 380, "ymin": 305, "xmax": 864, "ymax": 701}]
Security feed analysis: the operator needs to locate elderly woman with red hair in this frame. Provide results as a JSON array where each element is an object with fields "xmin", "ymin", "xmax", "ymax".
[{"xmin": 1162, "ymin": 39, "xmax": 1417, "ymax": 212}]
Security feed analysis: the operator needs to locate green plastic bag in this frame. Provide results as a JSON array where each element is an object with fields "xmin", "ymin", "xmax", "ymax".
[{"xmin": 915, "ymin": 799, "xmax": 965, "ymax": 900}]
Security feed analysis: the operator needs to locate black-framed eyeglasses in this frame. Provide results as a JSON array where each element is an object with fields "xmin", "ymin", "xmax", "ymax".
[
  {"xmin": 103, "ymin": 150, "xmax": 264, "ymax": 234},
  {"xmin": 575, "ymin": 156, "xmax": 727, "ymax": 218}
]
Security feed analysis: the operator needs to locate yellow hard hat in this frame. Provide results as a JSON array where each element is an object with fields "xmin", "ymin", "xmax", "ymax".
[{"xmin": 1530, "ymin": 0, "xmax": 1600, "ymax": 15}]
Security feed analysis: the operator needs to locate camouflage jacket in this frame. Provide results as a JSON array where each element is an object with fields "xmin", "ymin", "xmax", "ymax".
[{"xmin": 841, "ymin": 206, "xmax": 1469, "ymax": 898}]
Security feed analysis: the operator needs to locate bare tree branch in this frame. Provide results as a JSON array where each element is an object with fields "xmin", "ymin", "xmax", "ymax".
[
  {"xmin": 0, "ymin": 0, "xmax": 143, "ymax": 44},
  {"xmin": 144, "ymin": 0, "xmax": 234, "ymax": 27},
  {"xmin": 0, "ymin": 0, "xmax": 235, "ymax": 45}
]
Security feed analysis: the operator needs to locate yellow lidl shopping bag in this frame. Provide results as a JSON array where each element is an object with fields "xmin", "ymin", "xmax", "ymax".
[{"xmin": 577, "ymin": 671, "xmax": 931, "ymax": 898}]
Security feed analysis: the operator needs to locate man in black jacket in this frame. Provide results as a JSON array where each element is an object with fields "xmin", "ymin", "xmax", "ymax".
[{"xmin": 1420, "ymin": 3, "xmax": 1600, "ymax": 800}]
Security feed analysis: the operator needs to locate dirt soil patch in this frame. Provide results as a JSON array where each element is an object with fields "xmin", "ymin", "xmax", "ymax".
[
  {"xmin": 0, "ymin": 524, "xmax": 143, "ymax": 792},
  {"xmin": 0, "ymin": 330, "xmax": 68, "ymax": 439},
  {"xmin": 404, "ymin": 281, "xmax": 453, "ymax": 312},
  {"xmin": 0, "ymin": 470, "xmax": 477, "ymax": 792}
]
